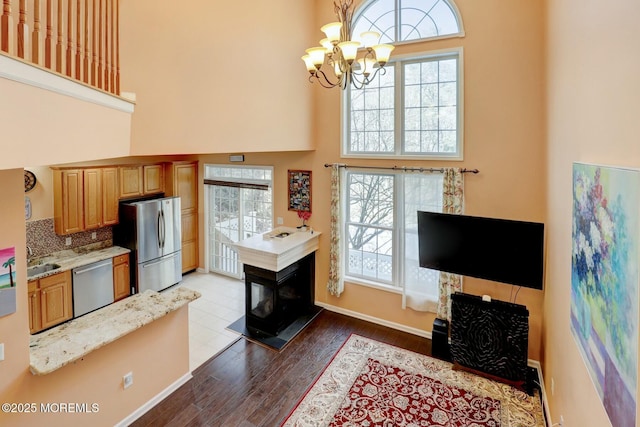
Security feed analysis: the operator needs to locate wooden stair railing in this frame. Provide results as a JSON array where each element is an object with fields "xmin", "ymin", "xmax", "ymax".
[{"xmin": 0, "ymin": 0, "xmax": 120, "ymax": 95}]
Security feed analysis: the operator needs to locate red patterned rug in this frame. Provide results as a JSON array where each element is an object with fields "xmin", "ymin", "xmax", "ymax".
[{"xmin": 281, "ymin": 334, "xmax": 544, "ymax": 427}]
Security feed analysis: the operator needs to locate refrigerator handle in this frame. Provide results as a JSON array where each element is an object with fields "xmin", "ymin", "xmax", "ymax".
[
  {"xmin": 157, "ymin": 210, "xmax": 163, "ymax": 249},
  {"xmin": 160, "ymin": 208, "xmax": 166, "ymax": 248}
]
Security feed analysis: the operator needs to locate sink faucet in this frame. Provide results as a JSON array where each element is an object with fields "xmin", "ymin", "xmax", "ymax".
[{"xmin": 27, "ymin": 246, "xmax": 33, "ymax": 264}]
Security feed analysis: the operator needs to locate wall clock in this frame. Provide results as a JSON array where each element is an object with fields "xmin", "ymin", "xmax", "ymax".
[{"xmin": 24, "ymin": 170, "xmax": 37, "ymax": 193}]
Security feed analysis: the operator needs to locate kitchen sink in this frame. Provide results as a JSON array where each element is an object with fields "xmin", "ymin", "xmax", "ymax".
[{"xmin": 27, "ymin": 263, "xmax": 61, "ymax": 278}]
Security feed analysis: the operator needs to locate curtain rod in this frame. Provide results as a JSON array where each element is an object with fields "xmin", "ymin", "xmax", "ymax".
[{"xmin": 323, "ymin": 163, "xmax": 479, "ymax": 174}]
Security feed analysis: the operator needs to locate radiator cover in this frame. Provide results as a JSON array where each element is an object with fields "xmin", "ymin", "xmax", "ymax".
[{"xmin": 450, "ymin": 292, "xmax": 529, "ymax": 383}]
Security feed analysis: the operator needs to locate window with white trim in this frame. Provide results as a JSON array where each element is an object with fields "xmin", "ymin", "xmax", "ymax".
[
  {"xmin": 344, "ymin": 0, "xmax": 464, "ymax": 159},
  {"xmin": 345, "ymin": 170, "xmax": 443, "ymax": 297}
]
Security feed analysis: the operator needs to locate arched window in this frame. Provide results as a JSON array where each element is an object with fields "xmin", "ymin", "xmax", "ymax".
[
  {"xmin": 341, "ymin": 0, "xmax": 464, "ymax": 304},
  {"xmin": 352, "ymin": 0, "xmax": 464, "ymax": 44}
]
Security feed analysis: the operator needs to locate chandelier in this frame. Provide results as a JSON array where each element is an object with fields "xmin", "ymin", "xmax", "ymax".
[{"xmin": 302, "ymin": 0, "xmax": 395, "ymax": 90}]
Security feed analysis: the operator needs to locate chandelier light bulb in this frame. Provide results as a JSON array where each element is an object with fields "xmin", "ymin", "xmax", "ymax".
[
  {"xmin": 305, "ymin": 47, "xmax": 327, "ymax": 67},
  {"xmin": 357, "ymin": 57, "xmax": 377, "ymax": 76},
  {"xmin": 372, "ymin": 44, "xmax": 395, "ymax": 65},
  {"xmin": 360, "ymin": 31, "xmax": 380, "ymax": 48},
  {"xmin": 320, "ymin": 38, "xmax": 334, "ymax": 51},
  {"xmin": 337, "ymin": 41, "xmax": 360, "ymax": 63},
  {"xmin": 301, "ymin": 55, "xmax": 317, "ymax": 73},
  {"xmin": 321, "ymin": 22, "xmax": 343, "ymax": 42}
]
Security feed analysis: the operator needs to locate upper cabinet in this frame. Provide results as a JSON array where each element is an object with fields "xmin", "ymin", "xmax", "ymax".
[
  {"xmin": 119, "ymin": 164, "xmax": 164, "ymax": 199},
  {"xmin": 53, "ymin": 163, "xmax": 165, "ymax": 235}
]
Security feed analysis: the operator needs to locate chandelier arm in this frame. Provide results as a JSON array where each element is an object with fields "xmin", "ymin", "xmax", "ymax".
[{"xmin": 313, "ymin": 69, "xmax": 341, "ymax": 89}]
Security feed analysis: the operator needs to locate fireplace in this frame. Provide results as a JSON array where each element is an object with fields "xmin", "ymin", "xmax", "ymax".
[{"xmin": 244, "ymin": 253, "xmax": 315, "ymax": 336}]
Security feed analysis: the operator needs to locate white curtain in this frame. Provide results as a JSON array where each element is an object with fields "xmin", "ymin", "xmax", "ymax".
[
  {"xmin": 327, "ymin": 164, "xmax": 344, "ymax": 296},
  {"xmin": 436, "ymin": 168, "xmax": 464, "ymax": 321}
]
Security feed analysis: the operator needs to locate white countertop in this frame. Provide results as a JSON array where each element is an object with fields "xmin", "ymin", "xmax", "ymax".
[
  {"xmin": 29, "ymin": 287, "xmax": 200, "ymax": 375},
  {"xmin": 234, "ymin": 227, "xmax": 321, "ymax": 272}
]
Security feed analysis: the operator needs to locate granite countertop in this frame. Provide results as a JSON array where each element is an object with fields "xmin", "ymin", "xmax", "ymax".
[
  {"xmin": 29, "ymin": 286, "xmax": 201, "ymax": 375},
  {"xmin": 27, "ymin": 242, "xmax": 131, "ymax": 281}
]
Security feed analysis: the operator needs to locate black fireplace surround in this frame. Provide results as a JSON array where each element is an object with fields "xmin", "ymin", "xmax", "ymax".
[{"xmin": 244, "ymin": 253, "xmax": 315, "ymax": 336}]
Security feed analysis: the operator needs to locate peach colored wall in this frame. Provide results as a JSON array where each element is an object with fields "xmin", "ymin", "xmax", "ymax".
[
  {"xmin": 309, "ymin": 0, "xmax": 546, "ymax": 359},
  {"xmin": 118, "ymin": 0, "xmax": 316, "ymax": 156},
  {"xmin": 0, "ymin": 77, "xmax": 132, "ymax": 170},
  {"xmin": 0, "ymin": 168, "xmax": 191, "ymax": 426},
  {"xmin": 544, "ymin": 0, "xmax": 640, "ymax": 425}
]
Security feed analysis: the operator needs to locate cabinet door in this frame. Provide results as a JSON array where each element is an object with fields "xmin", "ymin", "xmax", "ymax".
[
  {"xmin": 174, "ymin": 163, "xmax": 197, "ymax": 213},
  {"xmin": 83, "ymin": 168, "xmax": 103, "ymax": 230},
  {"xmin": 28, "ymin": 280, "xmax": 41, "ymax": 334},
  {"xmin": 54, "ymin": 169, "xmax": 84, "ymax": 234},
  {"xmin": 143, "ymin": 164, "xmax": 164, "ymax": 194},
  {"xmin": 102, "ymin": 167, "xmax": 119, "ymax": 226},
  {"xmin": 40, "ymin": 271, "xmax": 73, "ymax": 329},
  {"xmin": 181, "ymin": 212, "xmax": 198, "ymax": 272},
  {"xmin": 113, "ymin": 254, "xmax": 131, "ymax": 301},
  {"xmin": 119, "ymin": 166, "xmax": 143, "ymax": 199}
]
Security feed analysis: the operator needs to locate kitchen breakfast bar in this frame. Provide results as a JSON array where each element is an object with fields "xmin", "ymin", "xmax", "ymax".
[{"xmin": 29, "ymin": 287, "xmax": 200, "ymax": 375}]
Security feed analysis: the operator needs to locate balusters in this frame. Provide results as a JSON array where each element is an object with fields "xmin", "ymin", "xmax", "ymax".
[
  {"xmin": 75, "ymin": 0, "xmax": 80, "ymax": 79},
  {"xmin": 56, "ymin": 0, "xmax": 62, "ymax": 72},
  {"xmin": 1, "ymin": 0, "xmax": 13, "ymax": 54},
  {"xmin": 65, "ymin": 0, "xmax": 72, "ymax": 76},
  {"xmin": 17, "ymin": 0, "xmax": 27, "ymax": 58},
  {"xmin": 2, "ymin": 0, "xmax": 120, "ymax": 94},
  {"xmin": 45, "ymin": 0, "xmax": 51, "ymax": 67},
  {"xmin": 32, "ymin": 0, "xmax": 40, "ymax": 64}
]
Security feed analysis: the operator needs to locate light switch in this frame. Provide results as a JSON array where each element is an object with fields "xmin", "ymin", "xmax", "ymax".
[
  {"xmin": 277, "ymin": 217, "xmax": 283, "ymax": 225},
  {"xmin": 0, "ymin": 343, "xmax": 5, "ymax": 361}
]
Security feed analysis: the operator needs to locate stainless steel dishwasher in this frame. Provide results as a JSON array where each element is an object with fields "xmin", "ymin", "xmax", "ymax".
[{"xmin": 72, "ymin": 258, "xmax": 114, "ymax": 317}]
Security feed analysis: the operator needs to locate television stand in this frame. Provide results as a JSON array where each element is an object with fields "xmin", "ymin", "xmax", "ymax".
[{"xmin": 449, "ymin": 292, "xmax": 529, "ymax": 388}]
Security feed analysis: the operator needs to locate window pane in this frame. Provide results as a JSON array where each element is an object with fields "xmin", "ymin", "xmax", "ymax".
[
  {"xmin": 352, "ymin": 0, "xmax": 397, "ymax": 44},
  {"xmin": 349, "ymin": 66, "xmax": 395, "ymax": 153},
  {"xmin": 402, "ymin": 56, "xmax": 458, "ymax": 155}
]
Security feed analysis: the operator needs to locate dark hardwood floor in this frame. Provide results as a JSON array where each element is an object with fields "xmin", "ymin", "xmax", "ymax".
[{"xmin": 131, "ymin": 310, "xmax": 432, "ymax": 427}]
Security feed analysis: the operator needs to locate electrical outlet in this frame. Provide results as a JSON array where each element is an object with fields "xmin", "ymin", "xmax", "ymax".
[
  {"xmin": 123, "ymin": 372, "xmax": 133, "ymax": 389},
  {"xmin": 551, "ymin": 377, "xmax": 555, "ymax": 396},
  {"xmin": 91, "ymin": 232, "xmax": 97, "ymax": 240},
  {"xmin": 0, "ymin": 343, "xmax": 4, "ymax": 361},
  {"xmin": 65, "ymin": 237, "xmax": 72, "ymax": 246},
  {"xmin": 277, "ymin": 217, "xmax": 283, "ymax": 225}
]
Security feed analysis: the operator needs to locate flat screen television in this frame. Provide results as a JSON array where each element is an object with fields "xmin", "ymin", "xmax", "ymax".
[{"xmin": 417, "ymin": 211, "xmax": 545, "ymax": 290}]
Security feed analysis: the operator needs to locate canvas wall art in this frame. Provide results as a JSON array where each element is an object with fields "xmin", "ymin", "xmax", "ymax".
[
  {"xmin": 571, "ymin": 163, "xmax": 638, "ymax": 427},
  {"xmin": 0, "ymin": 246, "xmax": 17, "ymax": 317}
]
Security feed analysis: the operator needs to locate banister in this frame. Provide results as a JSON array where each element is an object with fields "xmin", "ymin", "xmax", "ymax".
[{"xmin": 0, "ymin": 0, "xmax": 120, "ymax": 94}]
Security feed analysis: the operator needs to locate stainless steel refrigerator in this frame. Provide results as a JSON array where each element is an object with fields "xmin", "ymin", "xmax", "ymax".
[{"xmin": 114, "ymin": 196, "xmax": 182, "ymax": 293}]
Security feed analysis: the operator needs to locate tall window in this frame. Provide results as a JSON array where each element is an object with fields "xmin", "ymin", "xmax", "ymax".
[
  {"xmin": 345, "ymin": 171, "xmax": 443, "ymax": 296},
  {"xmin": 344, "ymin": 0, "xmax": 464, "ymax": 159}
]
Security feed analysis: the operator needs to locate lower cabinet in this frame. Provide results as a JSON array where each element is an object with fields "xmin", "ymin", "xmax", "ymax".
[
  {"xmin": 113, "ymin": 254, "xmax": 131, "ymax": 302},
  {"xmin": 28, "ymin": 270, "xmax": 73, "ymax": 334}
]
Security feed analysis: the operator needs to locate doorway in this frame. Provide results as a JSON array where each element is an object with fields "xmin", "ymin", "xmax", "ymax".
[{"xmin": 205, "ymin": 165, "xmax": 273, "ymax": 278}]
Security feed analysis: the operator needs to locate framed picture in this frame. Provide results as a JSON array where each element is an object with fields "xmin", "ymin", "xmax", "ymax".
[{"xmin": 288, "ymin": 170, "xmax": 312, "ymax": 212}]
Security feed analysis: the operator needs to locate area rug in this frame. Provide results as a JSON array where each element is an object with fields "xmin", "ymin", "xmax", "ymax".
[{"xmin": 281, "ymin": 334, "xmax": 544, "ymax": 427}]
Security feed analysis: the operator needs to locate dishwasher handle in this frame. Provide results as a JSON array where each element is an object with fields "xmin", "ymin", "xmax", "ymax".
[{"xmin": 73, "ymin": 259, "xmax": 113, "ymax": 275}]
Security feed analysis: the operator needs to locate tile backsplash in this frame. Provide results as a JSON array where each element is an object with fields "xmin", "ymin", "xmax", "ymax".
[{"xmin": 26, "ymin": 218, "xmax": 113, "ymax": 258}]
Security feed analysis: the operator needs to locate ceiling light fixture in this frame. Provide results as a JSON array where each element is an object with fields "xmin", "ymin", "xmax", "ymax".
[{"xmin": 302, "ymin": 0, "xmax": 395, "ymax": 90}]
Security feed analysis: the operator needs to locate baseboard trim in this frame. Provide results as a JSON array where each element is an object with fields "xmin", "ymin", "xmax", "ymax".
[
  {"xmin": 115, "ymin": 372, "xmax": 192, "ymax": 427},
  {"xmin": 315, "ymin": 301, "xmax": 432, "ymax": 339}
]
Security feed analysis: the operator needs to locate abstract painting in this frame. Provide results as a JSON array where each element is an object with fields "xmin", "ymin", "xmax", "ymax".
[
  {"xmin": 0, "ymin": 246, "xmax": 16, "ymax": 316},
  {"xmin": 571, "ymin": 163, "xmax": 638, "ymax": 427}
]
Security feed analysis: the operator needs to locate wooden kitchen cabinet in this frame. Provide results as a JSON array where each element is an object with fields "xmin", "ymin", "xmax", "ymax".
[
  {"xmin": 166, "ymin": 161, "xmax": 199, "ymax": 273},
  {"xmin": 29, "ymin": 270, "xmax": 73, "ymax": 333},
  {"xmin": 113, "ymin": 254, "xmax": 130, "ymax": 302},
  {"xmin": 53, "ymin": 169, "xmax": 84, "ymax": 235},
  {"xmin": 119, "ymin": 166, "xmax": 144, "ymax": 199},
  {"xmin": 143, "ymin": 164, "xmax": 164, "ymax": 194},
  {"xmin": 83, "ymin": 168, "xmax": 103, "ymax": 230},
  {"xmin": 102, "ymin": 167, "xmax": 119, "ymax": 226},
  {"xmin": 119, "ymin": 164, "xmax": 165, "ymax": 199}
]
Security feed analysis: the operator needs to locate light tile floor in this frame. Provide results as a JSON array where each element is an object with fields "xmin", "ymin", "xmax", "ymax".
[{"xmin": 176, "ymin": 271, "xmax": 245, "ymax": 371}]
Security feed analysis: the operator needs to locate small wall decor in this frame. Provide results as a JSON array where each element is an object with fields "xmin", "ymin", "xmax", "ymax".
[
  {"xmin": 571, "ymin": 163, "xmax": 638, "ymax": 427},
  {"xmin": 0, "ymin": 246, "xmax": 17, "ymax": 317},
  {"xmin": 288, "ymin": 170, "xmax": 312, "ymax": 213}
]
